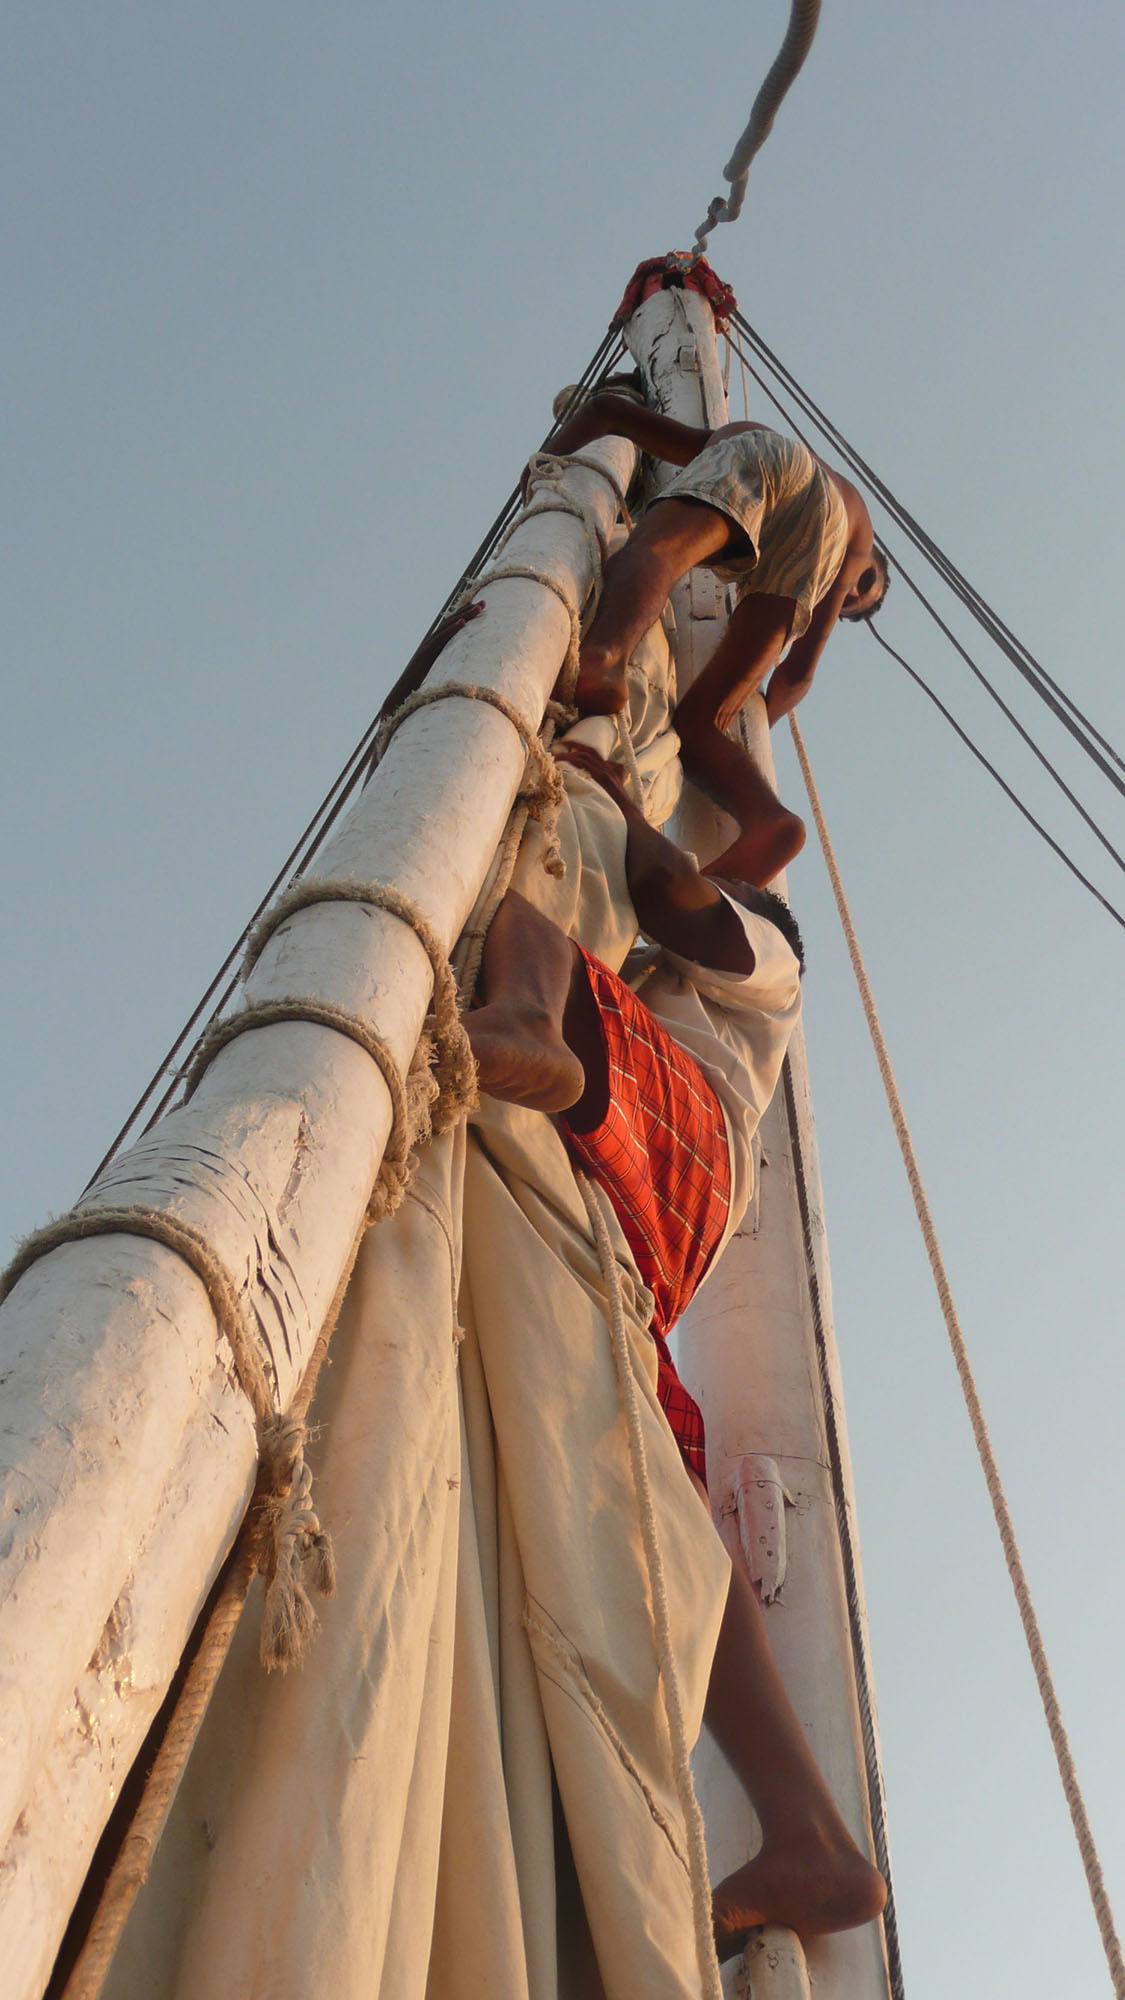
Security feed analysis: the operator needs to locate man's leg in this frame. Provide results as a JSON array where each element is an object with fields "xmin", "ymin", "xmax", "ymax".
[
  {"xmin": 674, "ymin": 594, "xmax": 807, "ymax": 887},
  {"xmin": 689, "ymin": 1477, "xmax": 887, "ymax": 1956},
  {"xmin": 575, "ymin": 498, "xmax": 736, "ymax": 715},
  {"xmin": 465, "ymin": 891, "xmax": 605, "ymax": 1115}
]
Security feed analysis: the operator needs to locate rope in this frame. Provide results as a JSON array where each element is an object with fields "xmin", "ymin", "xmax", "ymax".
[
  {"xmin": 372, "ymin": 681, "xmax": 569, "ymax": 875},
  {"xmin": 0, "ymin": 984, "xmax": 462, "ymax": 1679},
  {"xmin": 789, "ymin": 715, "xmax": 1125, "ymax": 1997},
  {"xmin": 574, "ymin": 1172, "xmax": 723, "ymax": 2000},
  {"xmin": 691, "ymin": 0, "xmax": 822, "ymax": 259},
  {"xmin": 242, "ymin": 879, "xmax": 478, "ymax": 1129},
  {"xmin": 866, "ymin": 627, "xmax": 1125, "ymax": 933},
  {"xmin": 0, "ymin": 1207, "xmax": 271, "ymax": 1421},
  {"xmin": 0, "ymin": 1206, "xmax": 331, "ymax": 1676}
]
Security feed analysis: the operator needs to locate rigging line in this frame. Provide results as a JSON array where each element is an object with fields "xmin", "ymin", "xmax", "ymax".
[
  {"xmin": 721, "ymin": 332, "xmax": 1125, "ymax": 873},
  {"xmin": 728, "ymin": 311, "xmax": 1119, "ymax": 744},
  {"xmin": 82, "ymin": 329, "xmax": 626, "ymax": 1188},
  {"xmin": 866, "ymin": 625, "xmax": 1125, "ymax": 932},
  {"xmin": 789, "ymin": 715, "xmax": 1125, "ymax": 1999},
  {"xmin": 728, "ymin": 313, "xmax": 1125, "ymax": 788},
  {"xmin": 730, "ymin": 311, "xmax": 1125, "ymax": 788},
  {"xmin": 733, "ymin": 316, "xmax": 1125, "ymax": 777}
]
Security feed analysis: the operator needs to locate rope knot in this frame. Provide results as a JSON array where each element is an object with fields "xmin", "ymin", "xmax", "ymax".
[{"xmin": 258, "ymin": 1414, "xmax": 337, "ymax": 1671}]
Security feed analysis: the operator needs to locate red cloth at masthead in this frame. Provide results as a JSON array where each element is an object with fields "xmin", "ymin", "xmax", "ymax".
[{"xmin": 611, "ymin": 254, "xmax": 738, "ymax": 334}]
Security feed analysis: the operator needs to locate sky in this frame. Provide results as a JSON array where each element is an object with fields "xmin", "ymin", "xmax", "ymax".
[{"xmin": 3, "ymin": 3, "xmax": 1123, "ymax": 1993}]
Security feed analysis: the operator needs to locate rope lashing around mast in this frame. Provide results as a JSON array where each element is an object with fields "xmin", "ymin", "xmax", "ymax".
[
  {"xmin": 241, "ymin": 879, "xmax": 478, "ymax": 1123},
  {"xmin": 56, "ymin": 1199, "xmax": 371, "ymax": 2000},
  {"xmin": 690, "ymin": 0, "xmax": 822, "ymax": 260},
  {"xmin": 0, "ymin": 1206, "xmax": 342, "ymax": 1675},
  {"xmin": 373, "ymin": 681, "xmax": 572, "ymax": 874},
  {"xmin": 789, "ymin": 716, "xmax": 1125, "ymax": 1997},
  {"xmin": 574, "ymin": 1173, "xmax": 724, "ymax": 2000}
]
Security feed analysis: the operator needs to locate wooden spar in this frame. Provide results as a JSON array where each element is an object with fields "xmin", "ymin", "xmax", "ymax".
[
  {"xmin": 0, "ymin": 437, "xmax": 636, "ymax": 1995},
  {"xmin": 623, "ymin": 282, "xmax": 895, "ymax": 1999}
]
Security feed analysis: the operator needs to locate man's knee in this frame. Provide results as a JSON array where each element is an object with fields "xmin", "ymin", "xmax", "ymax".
[{"xmin": 779, "ymin": 811, "xmax": 806, "ymax": 865}]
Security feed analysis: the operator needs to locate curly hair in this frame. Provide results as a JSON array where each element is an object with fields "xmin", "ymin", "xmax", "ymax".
[
  {"xmin": 754, "ymin": 887, "xmax": 806, "ymax": 973},
  {"xmin": 724, "ymin": 883, "xmax": 806, "ymax": 974},
  {"xmin": 853, "ymin": 545, "xmax": 890, "ymax": 622}
]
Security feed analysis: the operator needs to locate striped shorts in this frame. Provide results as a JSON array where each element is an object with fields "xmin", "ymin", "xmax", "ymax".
[{"xmin": 564, "ymin": 949, "xmax": 732, "ymax": 1485}]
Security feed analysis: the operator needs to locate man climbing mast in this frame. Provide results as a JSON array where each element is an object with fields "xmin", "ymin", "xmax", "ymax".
[
  {"xmin": 465, "ymin": 743, "xmax": 887, "ymax": 1959},
  {"xmin": 547, "ymin": 385, "xmax": 887, "ymax": 886}
]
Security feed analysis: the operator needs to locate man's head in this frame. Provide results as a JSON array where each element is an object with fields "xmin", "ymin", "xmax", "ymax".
[
  {"xmin": 723, "ymin": 882, "xmax": 806, "ymax": 975},
  {"xmin": 840, "ymin": 545, "xmax": 890, "ymax": 623}
]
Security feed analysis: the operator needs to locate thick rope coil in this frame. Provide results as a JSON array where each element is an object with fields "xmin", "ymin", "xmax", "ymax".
[
  {"xmin": 691, "ymin": 0, "xmax": 822, "ymax": 258},
  {"xmin": 258, "ymin": 1415, "xmax": 338, "ymax": 1671},
  {"xmin": 790, "ymin": 715, "xmax": 1125, "ymax": 1998},
  {"xmin": 574, "ymin": 1172, "xmax": 723, "ymax": 2000},
  {"xmin": 373, "ymin": 681, "xmax": 569, "ymax": 876},
  {"xmin": 242, "ymin": 879, "xmax": 477, "ymax": 1132}
]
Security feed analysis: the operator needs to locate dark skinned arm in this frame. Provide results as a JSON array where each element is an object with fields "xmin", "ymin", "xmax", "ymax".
[
  {"xmin": 761, "ymin": 559, "xmax": 857, "ymax": 725},
  {"xmin": 553, "ymin": 743, "xmax": 755, "ymax": 974},
  {"xmin": 547, "ymin": 391, "xmax": 714, "ymax": 470}
]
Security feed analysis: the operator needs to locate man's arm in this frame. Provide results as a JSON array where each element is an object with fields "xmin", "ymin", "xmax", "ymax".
[
  {"xmin": 761, "ymin": 565, "xmax": 853, "ymax": 726},
  {"xmin": 548, "ymin": 391, "xmax": 714, "ymax": 469},
  {"xmin": 553, "ymin": 743, "xmax": 755, "ymax": 973}
]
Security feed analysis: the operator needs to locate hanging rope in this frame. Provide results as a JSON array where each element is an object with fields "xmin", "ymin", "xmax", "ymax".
[
  {"xmin": 691, "ymin": 0, "xmax": 822, "ymax": 260},
  {"xmin": 574, "ymin": 1172, "xmax": 724, "ymax": 2000},
  {"xmin": 788, "ymin": 715, "xmax": 1125, "ymax": 1998}
]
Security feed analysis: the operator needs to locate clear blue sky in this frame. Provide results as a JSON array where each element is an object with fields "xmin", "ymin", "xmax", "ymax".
[{"xmin": 4, "ymin": 4, "xmax": 1123, "ymax": 1992}]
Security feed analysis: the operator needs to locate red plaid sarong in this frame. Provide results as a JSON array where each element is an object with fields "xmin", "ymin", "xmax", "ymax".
[{"xmin": 564, "ymin": 949, "xmax": 732, "ymax": 1486}]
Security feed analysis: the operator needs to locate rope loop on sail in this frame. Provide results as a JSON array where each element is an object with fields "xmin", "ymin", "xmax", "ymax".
[{"xmin": 690, "ymin": 0, "xmax": 822, "ymax": 260}]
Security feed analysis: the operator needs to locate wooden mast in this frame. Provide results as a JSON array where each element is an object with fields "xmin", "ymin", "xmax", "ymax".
[
  {"xmin": 0, "ymin": 437, "xmax": 637, "ymax": 1996},
  {"xmin": 622, "ymin": 272, "xmax": 896, "ymax": 2000}
]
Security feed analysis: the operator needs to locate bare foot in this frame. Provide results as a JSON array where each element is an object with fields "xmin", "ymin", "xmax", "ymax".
[
  {"xmin": 712, "ymin": 1834, "xmax": 886, "ymax": 1961},
  {"xmin": 466, "ymin": 1002, "xmax": 585, "ymax": 1112},
  {"xmin": 706, "ymin": 810, "xmax": 806, "ymax": 888},
  {"xmin": 572, "ymin": 651, "xmax": 630, "ymax": 716}
]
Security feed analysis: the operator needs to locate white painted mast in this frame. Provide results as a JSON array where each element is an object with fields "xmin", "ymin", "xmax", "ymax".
[
  {"xmin": 622, "ymin": 276, "xmax": 896, "ymax": 1999},
  {"xmin": 0, "ymin": 438, "xmax": 636, "ymax": 1995}
]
